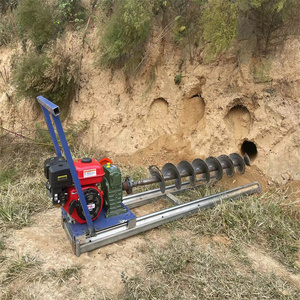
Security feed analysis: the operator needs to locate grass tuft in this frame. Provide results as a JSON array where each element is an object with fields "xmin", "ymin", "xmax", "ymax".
[
  {"xmin": 3, "ymin": 255, "xmax": 43, "ymax": 284},
  {"xmin": 12, "ymin": 38, "xmax": 81, "ymax": 105},
  {"xmin": 50, "ymin": 264, "xmax": 82, "ymax": 285},
  {"xmin": 0, "ymin": 138, "xmax": 53, "ymax": 230},
  {"xmin": 0, "ymin": 11, "xmax": 18, "ymax": 46},
  {"xmin": 98, "ymin": 0, "xmax": 152, "ymax": 74},
  {"xmin": 0, "ymin": 165, "xmax": 52, "ymax": 230},
  {"xmin": 15, "ymin": 0, "xmax": 57, "ymax": 50},
  {"xmin": 146, "ymin": 238, "xmax": 196, "ymax": 275}
]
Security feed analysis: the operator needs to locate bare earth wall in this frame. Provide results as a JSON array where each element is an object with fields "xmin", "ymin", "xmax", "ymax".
[{"xmin": 0, "ymin": 32, "xmax": 299, "ymax": 184}]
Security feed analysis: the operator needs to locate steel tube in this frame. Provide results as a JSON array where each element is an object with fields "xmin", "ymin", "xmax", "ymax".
[
  {"xmin": 123, "ymin": 180, "xmax": 208, "ymax": 209},
  {"xmin": 131, "ymin": 170, "xmax": 208, "ymax": 187},
  {"xmin": 37, "ymin": 95, "xmax": 60, "ymax": 116},
  {"xmin": 40, "ymin": 106, "xmax": 62, "ymax": 157},
  {"xmin": 52, "ymin": 114, "xmax": 95, "ymax": 236},
  {"xmin": 131, "ymin": 178, "xmax": 157, "ymax": 187}
]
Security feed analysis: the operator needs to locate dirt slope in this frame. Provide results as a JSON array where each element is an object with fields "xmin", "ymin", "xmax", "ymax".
[{"xmin": 0, "ymin": 32, "xmax": 300, "ymax": 185}]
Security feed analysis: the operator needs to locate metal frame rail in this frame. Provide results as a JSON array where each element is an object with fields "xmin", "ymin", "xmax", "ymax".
[
  {"xmin": 37, "ymin": 96, "xmax": 95, "ymax": 236},
  {"xmin": 65, "ymin": 182, "xmax": 261, "ymax": 256},
  {"xmin": 123, "ymin": 180, "xmax": 216, "ymax": 209}
]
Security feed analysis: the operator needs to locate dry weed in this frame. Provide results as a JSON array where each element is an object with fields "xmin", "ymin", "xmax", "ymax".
[
  {"xmin": 118, "ymin": 237, "xmax": 300, "ymax": 299},
  {"xmin": 2, "ymin": 254, "xmax": 44, "ymax": 284}
]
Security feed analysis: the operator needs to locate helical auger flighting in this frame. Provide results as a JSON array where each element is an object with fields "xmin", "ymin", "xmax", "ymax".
[{"xmin": 122, "ymin": 153, "xmax": 250, "ymax": 194}]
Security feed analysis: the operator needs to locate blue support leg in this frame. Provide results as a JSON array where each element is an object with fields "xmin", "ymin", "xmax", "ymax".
[
  {"xmin": 41, "ymin": 106, "xmax": 62, "ymax": 157},
  {"xmin": 52, "ymin": 114, "xmax": 95, "ymax": 236},
  {"xmin": 37, "ymin": 95, "xmax": 95, "ymax": 236}
]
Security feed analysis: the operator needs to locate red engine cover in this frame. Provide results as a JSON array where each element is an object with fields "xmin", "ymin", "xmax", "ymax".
[
  {"xmin": 74, "ymin": 158, "xmax": 105, "ymax": 186},
  {"xmin": 64, "ymin": 185, "xmax": 104, "ymax": 224}
]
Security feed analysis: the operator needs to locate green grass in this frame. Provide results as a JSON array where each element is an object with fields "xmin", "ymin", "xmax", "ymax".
[
  {"xmin": 182, "ymin": 190, "xmax": 300, "ymax": 272},
  {"xmin": 0, "ymin": 236, "xmax": 6, "ymax": 260},
  {"xmin": 12, "ymin": 42, "xmax": 80, "ymax": 105},
  {"xmin": 2, "ymin": 255, "xmax": 43, "ymax": 284},
  {"xmin": 157, "ymin": 183, "xmax": 300, "ymax": 272},
  {"xmin": 0, "ymin": 239, "xmax": 5, "ymax": 252},
  {"xmin": 0, "ymin": 139, "xmax": 53, "ymax": 230},
  {"xmin": 118, "ymin": 237, "xmax": 300, "ymax": 300},
  {"xmin": 1, "ymin": 257, "xmax": 82, "ymax": 298},
  {"xmin": 0, "ymin": 167, "xmax": 17, "ymax": 185},
  {"xmin": 0, "ymin": 177, "xmax": 50, "ymax": 229}
]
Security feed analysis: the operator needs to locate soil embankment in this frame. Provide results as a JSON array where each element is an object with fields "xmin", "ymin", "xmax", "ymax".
[{"xmin": 0, "ymin": 34, "xmax": 300, "ymax": 186}]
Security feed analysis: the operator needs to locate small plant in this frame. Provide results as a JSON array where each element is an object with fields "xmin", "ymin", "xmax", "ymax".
[
  {"xmin": 16, "ymin": 0, "xmax": 57, "ymax": 50},
  {"xmin": 0, "ymin": 67, "xmax": 10, "ymax": 84},
  {"xmin": 0, "ymin": 11, "xmax": 18, "ymax": 46},
  {"xmin": 98, "ymin": 0, "xmax": 152, "ymax": 73},
  {"xmin": 99, "ymin": 0, "xmax": 115, "ymax": 16},
  {"xmin": 12, "ymin": 40, "xmax": 80, "ymax": 105},
  {"xmin": 174, "ymin": 72, "xmax": 182, "ymax": 85},
  {"xmin": 4, "ymin": 255, "xmax": 43, "ymax": 283},
  {"xmin": 251, "ymin": 58, "xmax": 272, "ymax": 83},
  {"xmin": 56, "ymin": 0, "xmax": 86, "ymax": 29},
  {"xmin": 11, "ymin": 51, "xmax": 47, "ymax": 99},
  {"xmin": 201, "ymin": 0, "xmax": 238, "ymax": 60},
  {"xmin": 121, "ymin": 271, "xmax": 128, "ymax": 284},
  {"xmin": 0, "ymin": 167, "xmax": 17, "ymax": 185},
  {"xmin": 50, "ymin": 264, "xmax": 82, "ymax": 285},
  {"xmin": 0, "ymin": 236, "xmax": 6, "ymax": 251},
  {"xmin": 242, "ymin": 0, "xmax": 298, "ymax": 54},
  {"xmin": 170, "ymin": 0, "xmax": 203, "ymax": 44},
  {"xmin": 0, "ymin": 0, "xmax": 18, "ymax": 13}
]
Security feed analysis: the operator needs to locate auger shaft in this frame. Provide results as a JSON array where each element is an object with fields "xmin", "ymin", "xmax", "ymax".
[{"xmin": 123, "ymin": 153, "xmax": 249, "ymax": 194}]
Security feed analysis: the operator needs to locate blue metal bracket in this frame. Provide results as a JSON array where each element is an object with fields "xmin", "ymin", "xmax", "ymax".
[{"xmin": 37, "ymin": 96, "xmax": 95, "ymax": 236}]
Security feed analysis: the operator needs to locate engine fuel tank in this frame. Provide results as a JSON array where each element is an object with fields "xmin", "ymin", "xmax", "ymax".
[{"xmin": 74, "ymin": 158, "xmax": 105, "ymax": 186}]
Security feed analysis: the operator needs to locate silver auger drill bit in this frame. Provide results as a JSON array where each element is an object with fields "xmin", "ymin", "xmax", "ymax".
[{"xmin": 122, "ymin": 153, "xmax": 249, "ymax": 194}]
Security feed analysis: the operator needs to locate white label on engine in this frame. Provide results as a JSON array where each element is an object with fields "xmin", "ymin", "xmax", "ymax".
[
  {"xmin": 83, "ymin": 169, "xmax": 97, "ymax": 178},
  {"xmin": 87, "ymin": 203, "xmax": 95, "ymax": 211}
]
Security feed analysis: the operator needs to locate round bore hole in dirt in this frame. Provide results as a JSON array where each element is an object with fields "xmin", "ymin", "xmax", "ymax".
[
  {"xmin": 241, "ymin": 140, "xmax": 257, "ymax": 160},
  {"xmin": 228, "ymin": 104, "xmax": 250, "ymax": 115}
]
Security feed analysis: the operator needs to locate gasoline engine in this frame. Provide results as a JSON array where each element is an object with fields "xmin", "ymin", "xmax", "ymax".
[{"xmin": 44, "ymin": 156, "xmax": 125, "ymax": 224}]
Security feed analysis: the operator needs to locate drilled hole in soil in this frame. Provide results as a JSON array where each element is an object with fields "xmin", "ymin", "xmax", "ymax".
[
  {"xmin": 241, "ymin": 140, "xmax": 257, "ymax": 160},
  {"xmin": 149, "ymin": 98, "xmax": 169, "ymax": 117},
  {"xmin": 191, "ymin": 94, "xmax": 201, "ymax": 98},
  {"xmin": 228, "ymin": 104, "xmax": 250, "ymax": 114}
]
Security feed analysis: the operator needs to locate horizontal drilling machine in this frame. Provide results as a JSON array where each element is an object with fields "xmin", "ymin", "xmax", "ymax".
[{"xmin": 38, "ymin": 96, "xmax": 261, "ymax": 256}]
